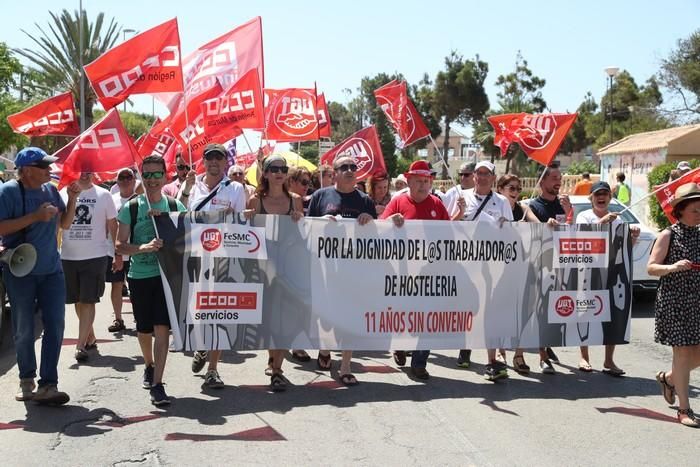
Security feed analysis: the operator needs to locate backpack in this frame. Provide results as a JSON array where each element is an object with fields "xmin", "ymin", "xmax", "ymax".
[{"xmin": 124, "ymin": 195, "xmax": 178, "ymax": 242}]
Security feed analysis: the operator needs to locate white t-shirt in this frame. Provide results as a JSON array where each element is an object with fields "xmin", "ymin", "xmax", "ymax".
[
  {"xmin": 186, "ymin": 175, "xmax": 246, "ymax": 213},
  {"xmin": 442, "ymin": 185, "xmax": 467, "ymax": 218},
  {"xmin": 576, "ymin": 209, "xmax": 623, "ymax": 227},
  {"xmin": 460, "ymin": 188, "xmax": 513, "ymax": 223},
  {"xmin": 60, "ymin": 185, "xmax": 117, "ymax": 260}
]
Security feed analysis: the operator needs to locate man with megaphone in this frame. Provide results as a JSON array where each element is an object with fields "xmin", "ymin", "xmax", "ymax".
[{"xmin": 0, "ymin": 147, "xmax": 81, "ymax": 405}]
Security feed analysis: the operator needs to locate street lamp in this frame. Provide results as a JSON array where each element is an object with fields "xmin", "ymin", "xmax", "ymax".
[
  {"xmin": 122, "ymin": 29, "xmax": 137, "ymax": 111},
  {"xmin": 604, "ymin": 66, "xmax": 620, "ymax": 144}
]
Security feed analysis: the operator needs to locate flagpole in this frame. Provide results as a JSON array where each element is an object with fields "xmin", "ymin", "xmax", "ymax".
[
  {"xmin": 180, "ymin": 91, "xmax": 194, "ymax": 168},
  {"xmin": 428, "ymin": 134, "xmax": 449, "ymax": 173},
  {"xmin": 616, "ymin": 182, "xmax": 671, "ymax": 216}
]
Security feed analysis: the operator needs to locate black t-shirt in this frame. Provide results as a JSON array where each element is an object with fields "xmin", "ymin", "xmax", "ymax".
[
  {"xmin": 528, "ymin": 196, "xmax": 565, "ymax": 222},
  {"xmin": 512, "ymin": 202, "xmax": 525, "ymax": 221},
  {"xmin": 308, "ymin": 186, "xmax": 377, "ymax": 219}
]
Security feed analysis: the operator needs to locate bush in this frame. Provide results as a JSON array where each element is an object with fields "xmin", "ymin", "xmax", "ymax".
[
  {"xmin": 647, "ymin": 159, "xmax": 700, "ymax": 229},
  {"xmin": 566, "ymin": 160, "xmax": 599, "ymax": 175}
]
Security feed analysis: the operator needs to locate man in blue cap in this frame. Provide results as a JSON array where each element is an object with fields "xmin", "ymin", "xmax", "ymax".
[{"xmin": 0, "ymin": 147, "xmax": 80, "ymax": 404}]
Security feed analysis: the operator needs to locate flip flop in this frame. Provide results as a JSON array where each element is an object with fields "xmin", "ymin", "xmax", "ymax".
[
  {"xmin": 578, "ymin": 362, "xmax": 593, "ymax": 372},
  {"xmin": 603, "ymin": 367, "xmax": 625, "ymax": 377},
  {"xmin": 340, "ymin": 374, "xmax": 358, "ymax": 386}
]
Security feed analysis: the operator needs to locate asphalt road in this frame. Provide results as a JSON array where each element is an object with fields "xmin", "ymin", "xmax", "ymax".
[{"xmin": 0, "ymin": 294, "xmax": 698, "ymax": 466}]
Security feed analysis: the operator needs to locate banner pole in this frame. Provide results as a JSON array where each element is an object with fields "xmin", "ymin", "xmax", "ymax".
[
  {"xmin": 181, "ymin": 91, "xmax": 194, "ymax": 168},
  {"xmin": 428, "ymin": 134, "xmax": 449, "ymax": 173},
  {"xmin": 617, "ymin": 183, "xmax": 669, "ymax": 216}
]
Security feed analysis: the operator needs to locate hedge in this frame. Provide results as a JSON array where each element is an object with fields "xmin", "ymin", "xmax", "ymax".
[{"xmin": 647, "ymin": 158, "xmax": 700, "ymax": 229}]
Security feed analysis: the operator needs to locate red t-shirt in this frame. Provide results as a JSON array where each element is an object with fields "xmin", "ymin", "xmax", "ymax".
[{"xmin": 380, "ymin": 193, "xmax": 449, "ymax": 221}]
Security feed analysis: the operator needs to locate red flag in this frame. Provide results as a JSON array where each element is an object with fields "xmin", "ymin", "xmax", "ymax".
[
  {"xmin": 374, "ymin": 80, "xmax": 430, "ymax": 147},
  {"xmin": 235, "ymin": 143, "xmax": 275, "ymax": 170},
  {"xmin": 488, "ymin": 113, "xmax": 578, "ymax": 166},
  {"xmin": 84, "ymin": 18, "xmax": 184, "ymax": 109},
  {"xmin": 319, "ymin": 126, "xmax": 385, "ymax": 182},
  {"xmin": 7, "ymin": 91, "xmax": 80, "ymax": 136},
  {"xmin": 137, "ymin": 118, "xmax": 179, "ymax": 164},
  {"xmin": 163, "ymin": 17, "xmax": 264, "ymax": 112},
  {"xmin": 317, "ymin": 93, "xmax": 331, "ymax": 138},
  {"xmin": 201, "ymin": 68, "xmax": 264, "ymax": 142},
  {"xmin": 654, "ymin": 168, "xmax": 700, "ymax": 223},
  {"xmin": 264, "ymin": 88, "xmax": 319, "ymax": 142},
  {"xmin": 169, "ymin": 81, "xmax": 225, "ymax": 164},
  {"xmin": 53, "ymin": 109, "xmax": 139, "ymax": 188}
]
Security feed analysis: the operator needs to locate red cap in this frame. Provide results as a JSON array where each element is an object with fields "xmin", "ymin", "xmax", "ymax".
[{"xmin": 404, "ymin": 160, "xmax": 433, "ymax": 178}]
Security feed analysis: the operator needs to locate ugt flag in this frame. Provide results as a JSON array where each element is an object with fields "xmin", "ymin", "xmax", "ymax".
[
  {"xmin": 488, "ymin": 113, "xmax": 578, "ymax": 166},
  {"xmin": 320, "ymin": 125, "xmax": 385, "ymax": 181},
  {"xmin": 264, "ymin": 88, "xmax": 319, "ymax": 142},
  {"xmin": 374, "ymin": 80, "xmax": 430, "ymax": 148},
  {"xmin": 654, "ymin": 167, "xmax": 700, "ymax": 223},
  {"xmin": 7, "ymin": 91, "xmax": 80, "ymax": 136},
  {"xmin": 317, "ymin": 93, "xmax": 331, "ymax": 138},
  {"xmin": 84, "ymin": 18, "xmax": 184, "ymax": 109}
]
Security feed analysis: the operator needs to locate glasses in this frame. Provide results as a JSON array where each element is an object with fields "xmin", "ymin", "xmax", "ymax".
[
  {"xmin": 506, "ymin": 185, "xmax": 522, "ymax": 193},
  {"xmin": 298, "ymin": 179, "xmax": 310, "ymax": 186},
  {"xmin": 142, "ymin": 171, "xmax": 165, "ymax": 179},
  {"xmin": 176, "ymin": 164, "xmax": 190, "ymax": 171},
  {"xmin": 266, "ymin": 166, "xmax": 289, "ymax": 174},
  {"xmin": 230, "ymin": 172, "xmax": 244, "ymax": 176},
  {"xmin": 203, "ymin": 152, "xmax": 225, "ymax": 161},
  {"xmin": 459, "ymin": 172, "xmax": 473, "ymax": 177},
  {"xmin": 336, "ymin": 164, "xmax": 358, "ymax": 172},
  {"xmin": 118, "ymin": 175, "xmax": 134, "ymax": 181}
]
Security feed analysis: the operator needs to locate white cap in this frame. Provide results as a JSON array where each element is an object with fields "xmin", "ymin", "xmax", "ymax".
[
  {"xmin": 395, "ymin": 174, "xmax": 407, "ymax": 183},
  {"xmin": 677, "ymin": 161, "xmax": 691, "ymax": 171},
  {"xmin": 474, "ymin": 161, "xmax": 495, "ymax": 174}
]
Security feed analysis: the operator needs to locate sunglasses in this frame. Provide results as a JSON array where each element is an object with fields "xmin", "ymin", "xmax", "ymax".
[
  {"xmin": 298, "ymin": 179, "xmax": 310, "ymax": 186},
  {"xmin": 176, "ymin": 164, "xmax": 190, "ymax": 171},
  {"xmin": 203, "ymin": 152, "xmax": 225, "ymax": 161},
  {"xmin": 118, "ymin": 175, "xmax": 134, "ymax": 181},
  {"xmin": 142, "ymin": 171, "xmax": 165, "ymax": 179},
  {"xmin": 266, "ymin": 166, "xmax": 289, "ymax": 174},
  {"xmin": 336, "ymin": 164, "xmax": 358, "ymax": 172},
  {"xmin": 506, "ymin": 185, "xmax": 522, "ymax": 192}
]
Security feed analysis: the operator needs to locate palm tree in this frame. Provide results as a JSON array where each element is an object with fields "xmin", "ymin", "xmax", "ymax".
[{"xmin": 16, "ymin": 8, "xmax": 120, "ymax": 128}]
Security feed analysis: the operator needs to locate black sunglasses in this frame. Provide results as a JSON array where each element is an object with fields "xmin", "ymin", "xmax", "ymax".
[
  {"xmin": 336, "ymin": 163, "xmax": 358, "ymax": 172},
  {"xmin": 142, "ymin": 171, "xmax": 165, "ymax": 179},
  {"xmin": 266, "ymin": 166, "xmax": 289, "ymax": 174},
  {"xmin": 299, "ymin": 179, "xmax": 310, "ymax": 186},
  {"xmin": 176, "ymin": 164, "xmax": 190, "ymax": 171},
  {"xmin": 203, "ymin": 152, "xmax": 225, "ymax": 161}
]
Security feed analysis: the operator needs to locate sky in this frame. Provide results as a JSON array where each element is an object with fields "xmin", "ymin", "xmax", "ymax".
[{"xmin": 2, "ymin": 0, "xmax": 699, "ymax": 139}]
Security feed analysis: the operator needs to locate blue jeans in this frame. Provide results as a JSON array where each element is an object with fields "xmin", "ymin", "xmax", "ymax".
[
  {"xmin": 4, "ymin": 270, "xmax": 66, "ymax": 387},
  {"xmin": 411, "ymin": 350, "xmax": 430, "ymax": 369}
]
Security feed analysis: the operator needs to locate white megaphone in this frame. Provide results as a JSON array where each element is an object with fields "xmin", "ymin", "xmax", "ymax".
[{"xmin": 0, "ymin": 243, "xmax": 37, "ymax": 277}]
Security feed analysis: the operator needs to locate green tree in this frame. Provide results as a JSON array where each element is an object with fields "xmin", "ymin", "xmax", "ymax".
[
  {"xmin": 659, "ymin": 29, "xmax": 700, "ymax": 119},
  {"xmin": 93, "ymin": 109, "xmax": 154, "ymax": 139},
  {"xmin": 0, "ymin": 42, "xmax": 28, "ymax": 153},
  {"xmin": 16, "ymin": 8, "xmax": 120, "ymax": 128},
  {"xmin": 565, "ymin": 160, "xmax": 598, "ymax": 175},
  {"xmin": 431, "ymin": 52, "xmax": 489, "ymax": 178}
]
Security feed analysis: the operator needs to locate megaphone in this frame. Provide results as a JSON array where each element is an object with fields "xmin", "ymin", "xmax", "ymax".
[{"xmin": 0, "ymin": 243, "xmax": 37, "ymax": 277}]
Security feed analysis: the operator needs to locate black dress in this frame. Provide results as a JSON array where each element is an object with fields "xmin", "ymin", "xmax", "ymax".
[{"xmin": 654, "ymin": 223, "xmax": 700, "ymax": 346}]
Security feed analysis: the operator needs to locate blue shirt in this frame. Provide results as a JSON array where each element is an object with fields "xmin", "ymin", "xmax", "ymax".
[{"xmin": 0, "ymin": 180, "xmax": 65, "ymax": 275}]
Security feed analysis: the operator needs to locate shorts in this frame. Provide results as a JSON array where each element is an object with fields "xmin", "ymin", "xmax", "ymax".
[
  {"xmin": 105, "ymin": 256, "xmax": 130, "ymax": 283},
  {"xmin": 129, "ymin": 275, "xmax": 171, "ymax": 333},
  {"xmin": 62, "ymin": 256, "xmax": 109, "ymax": 304}
]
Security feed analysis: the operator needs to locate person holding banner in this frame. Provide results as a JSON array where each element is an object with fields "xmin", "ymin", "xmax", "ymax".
[
  {"xmin": 286, "ymin": 166, "xmax": 313, "ymax": 215},
  {"xmin": 0, "ymin": 147, "xmax": 78, "ymax": 405},
  {"xmin": 178, "ymin": 144, "xmax": 247, "ymax": 389},
  {"xmin": 116, "ymin": 156, "xmax": 186, "ymax": 406},
  {"xmin": 248, "ymin": 155, "xmax": 304, "ymax": 391},
  {"xmin": 647, "ymin": 182, "xmax": 700, "ymax": 428},
  {"xmin": 380, "ymin": 160, "xmax": 450, "ymax": 380},
  {"xmin": 308, "ymin": 155, "xmax": 378, "ymax": 386},
  {"xmin": 575, "ymin": 181, "xmax": 639, "ymax": 376},
  {"xmin": 367, "ymin": 172, "xmax": 391, "ymax": 216},
  {"xmin": 443, "ymin": 162, "xmax": 475, "ymax": 221}
]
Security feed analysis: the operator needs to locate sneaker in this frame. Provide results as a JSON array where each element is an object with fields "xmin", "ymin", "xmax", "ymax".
[
  {"xmin": 108, "ymin": 319, "xmax": 126, "ymax": 332},
  {"xmin": 15, "ymin": 378, "xmax": 36, "ymax": 401},
  {"xmin": 204, "ymin": 369, "xmax": 225, "ymax": 389},
  {"xmin": 540, "ymin": 359, "xmax": 556, "ymax": 374},
  {"xmin": 142, "ymin": 365, "xmax": 154, "ymax": 389},
  {"xmin": 74, "ymin": 348, "xmax": 88, "ymax": 362},
  {"xmin": 484, "ymin": 362, "xmax": 508, "ymax": 381},
  {"xmin": 410, "ymin": 367, "xmax": 430, "ymax": 380},
  {"xmin": 393, "ymin": 351, "xmax": 407, "ymax": 366},
  {"xmin": 546, "ymin": 347, "xmax": 560, "ymax": 364},
  {"xmin": 191, "ymin": 351, "xmax": 208, "ymax": 373},
  {"xmin": 456, "ymin": 349, "xmax": 471, "ymax": 368},
  {"xmin": 33, "ymin": 385, "xmax": 70, "ymax": 406},
  {"xmin": 149, "ymin": 383, "xmax": 171, "ymax": 406}
]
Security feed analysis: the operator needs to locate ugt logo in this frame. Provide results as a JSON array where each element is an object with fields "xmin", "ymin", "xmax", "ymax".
[
  {"xmin": 514, "ymin": 114, "xmax": 557, "ymax": 150},
  {"xmin": 272, "ymin": 90, "xmax": 318, "ymax": 138},
  {"xmin": 201, "ymin": 228, "xmax": 222, "ymax": 252},
  {"xmin": 336, "ymin": 138, "xmax": 374, "ymax": 180},
  {"xmin": 376, "ymin": 95, "xmax": 415, "ymax": 142}
]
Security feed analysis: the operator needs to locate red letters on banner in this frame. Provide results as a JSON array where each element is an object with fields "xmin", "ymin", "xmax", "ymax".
[
  {"xmin": 317, "ymin": 93, "xmax": 331, "ymax": 138},
  {"xmin": 53, "ymin": 109, "xmax": 139, "ymax": 188},
  {"xmin": 84, "ymin": 18, "xmax": 184, "ymax": 110},
  {"xmin": 201, "ymin": 68, "xmax": 263, "ymax": 142},
  {"xmin": 264, "ymin": 88, "xmax": 319, "ymax": 142},
  {"xmin": 654, "ymin": 167, "xmax": 700, "ymax": 223},
  {"xmin": 320, "ymin": 126, "xmax": 386, "ymax": 181},
  {"xmin": 374, "ymin": 80, "xmax": 430, "ymax": 147},
  {"xmin": 7, "ymin": 91, "xmax": 80, "ymax": 136},
  {"xmin": 488, "ymin": 113, "xmax": 578, "ymax": 166}
]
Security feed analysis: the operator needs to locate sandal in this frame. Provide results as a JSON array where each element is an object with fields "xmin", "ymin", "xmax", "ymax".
[
  {"xmin": 85, "ymin": 341, "xmax": 98, "ymax": 351},
  {"xmin": 291, "ymin": 350, "xmax": 311, "ymax": 362},
  {"xmin": 317, "ymin": 352, "xmax": 332, "ymax": 371},
  {"xmin": 578, "ymin": 361, "xmax": 593, "ymax": 372},
  {"xmin": 602, "ymin": 366, "xmax": 625, "ymax": 377},
  {"xmin": 512, "ymin": 355, "xmax": 530, "ymax": 375},
  {"xmin": 339, "ymin": 373, "xmax": 358, "ymax": 386},
  {"xmin": 270, "ymin": 373, "xmax": 287, "ymax": 392},
  {"xmin": 656, "ymin": 371, "xmax": 676, "ymax": 405},
  {"xmin": 264, "ymin": 357, "xmax": 274, "ymax": 377},
  {"xmin": 677, "ymin": 408, "xmax": 700, "ymax": 428},
  {"xmin": 108, "ymin": 319, "xmax": 126, "ymax": 332}
]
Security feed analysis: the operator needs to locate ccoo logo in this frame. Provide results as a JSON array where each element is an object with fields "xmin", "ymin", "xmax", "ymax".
[
  {"xmin": 514, "ymin": 114, "xmax": 557, "ymax": 150},
  {"xmin": 201, "ymin": 228, "xmax": 222, "ymax": 252}
]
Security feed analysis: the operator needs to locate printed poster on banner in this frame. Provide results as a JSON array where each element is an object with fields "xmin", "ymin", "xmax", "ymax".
[
  {"xmin": 189, "ymin": 223, "xmax": 267, "ymax": 259},
  {"xmin": 552, "ymin": 230, "xmax": 608, "ymax": 268},
  {"xmin": 547, "ymin": 290, "xmax": 611, "ymax": 324},
  {"xmin": 187, "ymin": 282, "xmax": 263, "ymax": 325}
]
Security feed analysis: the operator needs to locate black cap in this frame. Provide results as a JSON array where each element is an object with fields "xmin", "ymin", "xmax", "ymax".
[{"xmin": 590, "ymin": 181, "xmax": 611, "ymax": 194}]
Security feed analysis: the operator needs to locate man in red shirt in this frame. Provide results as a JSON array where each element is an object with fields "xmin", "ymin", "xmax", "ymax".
[{"xmin": 380, "ymin": 160, "xmax": 449, "ymax": 380}]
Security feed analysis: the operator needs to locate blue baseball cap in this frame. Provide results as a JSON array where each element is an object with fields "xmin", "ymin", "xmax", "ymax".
[{"xmin": 14, "ymin": 147, "xmax": 57, "ymax": 168}]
